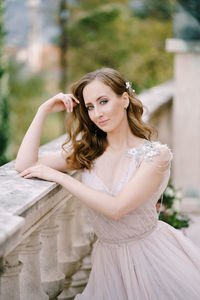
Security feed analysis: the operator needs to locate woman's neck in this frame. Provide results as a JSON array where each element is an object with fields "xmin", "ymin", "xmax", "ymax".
[{"xmin": 106, "ymin": 118, "xmax": 143, "ymax": 152}]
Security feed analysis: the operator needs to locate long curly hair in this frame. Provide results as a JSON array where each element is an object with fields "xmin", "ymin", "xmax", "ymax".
[{"xmin": 62, "ymin": 67, "xmax": 158, "ymax": 171}]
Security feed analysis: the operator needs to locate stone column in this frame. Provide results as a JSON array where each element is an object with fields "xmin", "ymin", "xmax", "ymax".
[
  {"xmin": 0, "ymin": 249, "xmax": 22, "ymax": 300},
  {"xmin": 40, "ymin": 214, "xmax": 65, "ymax": 299},
  {"xmin": 71, "ymin": 201, "xmax": 91, "ymax": 260},
  {"xmin": 57, "ymin": 199, "xmax": 80, "ymax": 300},
  {"xmin": 70, "ymin": 201, "xmax": 92, "ymax": 295},
  {"xmin": 166, "ymin": 39, "xmax": 200, "ymax": 199},
  {"xmin": 19, "ymin": 229, "xmax": 48, "ymax": 300},
  {"xmin": 166, "ymin": 39, "xmax": 200, "ymax": 244}
]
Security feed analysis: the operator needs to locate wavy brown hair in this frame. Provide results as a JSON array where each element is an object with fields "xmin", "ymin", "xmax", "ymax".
[{"xmin": 62, "ymin": 67, "xmax": 158, "ymax": 171}]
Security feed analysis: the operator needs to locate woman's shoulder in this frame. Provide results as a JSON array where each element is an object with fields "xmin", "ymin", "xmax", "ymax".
[{"xmin": 127, "ymin": 140, "xmax": 173, "ymax": 165}]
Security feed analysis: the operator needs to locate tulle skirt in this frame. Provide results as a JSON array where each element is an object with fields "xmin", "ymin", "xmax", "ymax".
[{"xmin": 75, "ymin": 220, "xmax": 200, "ymax": 300}]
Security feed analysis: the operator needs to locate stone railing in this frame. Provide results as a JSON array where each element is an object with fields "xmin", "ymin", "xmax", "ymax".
[{"xmin": 0, "ymin": 135, "xmax": 96, "ymax": 300}]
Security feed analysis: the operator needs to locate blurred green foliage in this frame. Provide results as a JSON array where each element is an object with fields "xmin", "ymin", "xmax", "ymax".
[
  {"xmin": 178, "ymin": 0, "xmax": 200, "ymax": 22},
  {"xmin": 66, "ymin": 2, "xmax": 173, "ymax": 93},
  {"xmin": 8, "ymin": 60, "xmax": 63, "ymax": 157},
  {"xmin": 158, "ymin": 181, "xmax": 191, "ymax": 229},
  {"xmin": 0, "ymin": 0, "xmax": 10, "ymax": 166},
  {"xmin": 134, "ymin": 0, "xmax": 176, "ymax": 20},
  {"xmin": 173, "ymin": 0, "xmax": 200, "ymax": 40}
]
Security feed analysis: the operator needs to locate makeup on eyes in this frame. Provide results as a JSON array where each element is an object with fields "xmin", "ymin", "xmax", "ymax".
[{"xmin": 85, "ymin": 97, "xmax": 109, "ymax": 111}]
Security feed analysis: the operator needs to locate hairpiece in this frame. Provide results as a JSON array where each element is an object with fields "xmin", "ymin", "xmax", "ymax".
[{"xmin": 125, "ymin": 81, "xmax": 135, "ymax": 93}]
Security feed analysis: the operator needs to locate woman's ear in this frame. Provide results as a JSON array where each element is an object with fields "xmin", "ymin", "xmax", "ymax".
[{"xmin": 122, "ymin": 92, "xmax": 129, "ymax": 109}]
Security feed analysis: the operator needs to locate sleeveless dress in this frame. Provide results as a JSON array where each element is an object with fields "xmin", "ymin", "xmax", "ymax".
[{"xmin": 74, "ymin": 140, "xmax": 200, "ymax": 300}]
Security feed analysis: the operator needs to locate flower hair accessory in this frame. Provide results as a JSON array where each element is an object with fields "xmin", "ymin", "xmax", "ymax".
[{"xmin": 125, "ymin": 81, "xmax": 135, "ymax": 93}]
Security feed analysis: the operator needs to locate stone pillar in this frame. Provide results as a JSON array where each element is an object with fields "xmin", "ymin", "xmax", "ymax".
[
  {"xmin": 19, "ymin": 229, "xmax": 48, "ymax": 300},
  {"xmin": 40, "ymin": 214, "xmax": 65, "ymax": 299},
  {"xmin": 166, "ymin": 39, "xmax": 200, "ymax": 198},
  {"xmin": 57, "ymin": 200, "xmax": 80, "ymax": 300},
  {"xmin": 70, "ymin": 201, "xmax": 92, "ymax": 295},
  {"xmin": 81, "ymin": 204, "xmax": 96, "ymax": 243},
  {"xmin": 0, "ymin": 249, "xmax": 22, "ymax": 300},
  {"xmin": 71, "ymin": 201, "xmax": 91, "ymax": 260}
]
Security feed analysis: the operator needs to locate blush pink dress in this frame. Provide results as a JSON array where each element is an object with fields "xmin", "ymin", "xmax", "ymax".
[{"xmin": 75, "ymin": 140, "xmax": 200, "ymax": 300}]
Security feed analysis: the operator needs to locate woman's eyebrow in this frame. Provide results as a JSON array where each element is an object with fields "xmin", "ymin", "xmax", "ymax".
[{"xmin": 85, "ymin": 95, "xmax": 107, "ymax": 106}]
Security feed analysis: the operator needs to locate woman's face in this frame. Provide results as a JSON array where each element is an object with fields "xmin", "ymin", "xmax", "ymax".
[{"xmin": 82, "ymin": 79, "xmax": 129, "ymax": 133}]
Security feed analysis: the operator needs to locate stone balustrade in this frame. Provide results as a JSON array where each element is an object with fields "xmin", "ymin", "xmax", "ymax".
[{"xmin": 0, "ymin": 135, "xmax": 95, "ymax": 300}]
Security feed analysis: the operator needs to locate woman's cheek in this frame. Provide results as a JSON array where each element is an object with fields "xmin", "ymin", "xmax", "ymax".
[{"xmin": 89, "ymin": 112, "xmax": 97, "ymax": 125}]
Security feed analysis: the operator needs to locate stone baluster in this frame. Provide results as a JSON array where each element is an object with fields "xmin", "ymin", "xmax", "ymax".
[
  {"xmin": 40, "ymin": 213, "xmax": 65, "ymax": 299},
  {"xmin": 57, "ymin": 199, "xmax": 80, "ymax": 300},
  {"xmin": 0, "ymin": 249, "xmax": 22, "ymax": 300},
  {"xmin": 77, "ymin": 204, "xmax": 97, "ymax": 287},
  {"xmin": 19, "ymin": 228, "xmax": 48, "ymax": 300},
  {"xmin": 70, "ymin": 201, "xmax": 92, "ymax": 295},
  {"xmin": 81, "ymin": 204, "xmax": 96, "ymax": 243}
]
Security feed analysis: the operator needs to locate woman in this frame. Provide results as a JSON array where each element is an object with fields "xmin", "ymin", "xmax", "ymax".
[{"xmin": 16, "ymin": 68, "xmax": 200, "ymax": 299}]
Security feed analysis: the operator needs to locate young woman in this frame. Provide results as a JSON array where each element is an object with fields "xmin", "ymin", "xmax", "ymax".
[{"xmin": 16, "ymin": 68, "xmax": 200, "ymax": 299}]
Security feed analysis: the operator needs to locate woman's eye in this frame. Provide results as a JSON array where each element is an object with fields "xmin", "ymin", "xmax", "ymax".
[
  {"xmin": 100, "ymin": 99, "xmax": 108, "ymax": 104},
  {"xmin": 86, "ymin": 105, "xmax": 94, "ymax": 111}
]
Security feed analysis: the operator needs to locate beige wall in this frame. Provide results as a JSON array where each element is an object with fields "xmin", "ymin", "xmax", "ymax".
[{"xmin": 166, "ymin": 39, "xmax": 200, "ymax": 197}]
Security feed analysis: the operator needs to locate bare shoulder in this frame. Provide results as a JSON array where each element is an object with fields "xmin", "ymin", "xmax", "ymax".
[
  {"xmin": 150, "ymin": 141, "xmax": 173, "ymax": 162},
  {"xmin": 127, "ymin": 140, "xmax": 173, "ymax": 169}
]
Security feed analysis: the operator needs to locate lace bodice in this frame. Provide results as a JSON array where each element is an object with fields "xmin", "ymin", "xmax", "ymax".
[{"xmin": 81, "ymin": 140, "xmax": 173, "ymax": 243}]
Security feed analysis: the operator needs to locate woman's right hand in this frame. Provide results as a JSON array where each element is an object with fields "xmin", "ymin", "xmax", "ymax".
[{"xmin": 39, "ymin": 93, "xmax": 80, "ymax": 115}]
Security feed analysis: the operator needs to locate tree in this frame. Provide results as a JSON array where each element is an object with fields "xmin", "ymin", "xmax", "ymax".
[
  {"xmin": 132, "ymin": 0, "xmax": 176, "ymax": 21},
  {"xmin": 174, "ymin": 0, "xmax": 200, "ymax": 40},
  {"xmin": 66, "ymin": 2, "xmax": 173, "ymax": 92},
  {"xmin": 58, "ymin": 0, "xmax": 69, "ymax": 92}
]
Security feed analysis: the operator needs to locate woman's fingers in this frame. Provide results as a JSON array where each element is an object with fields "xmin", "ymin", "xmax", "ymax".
[
  {"xmin": 20, "ymin": 166, "xmax": 37, "ymax": 178},
  {"xmin": 19, "ymin": 165, "xmax": 43, "ymax": 180},
  {"xmin": 63, "ymin": 94, "xmax": 72, "ymax": 112},
  {"xmin": 72, "ymin": 96, "xmax": 80, "ymax": 104},
  {"xmin": 19, "ymin": 170, "xmax": 33, "ymax": 179},
  {"xmin": 19, "ymin": 164, "xmax": 57, "ymax": 182},
  {"xmin": 63, "ymin": 94, "xmax": 79, "ymax": 112},
  {"xmin": 46, "ymin": 93, "xmax": 80, "ymax": 113}
]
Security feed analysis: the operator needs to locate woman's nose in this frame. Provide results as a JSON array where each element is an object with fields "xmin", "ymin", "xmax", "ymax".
[{"xmin": 94, "ymin": 107, "xmax": 103, "ymax": 118}]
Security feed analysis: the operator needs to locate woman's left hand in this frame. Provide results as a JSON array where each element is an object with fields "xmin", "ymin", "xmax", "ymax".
[{"xmin": 19, "ymin": 163, "xmax": 62, "ymax": 183}]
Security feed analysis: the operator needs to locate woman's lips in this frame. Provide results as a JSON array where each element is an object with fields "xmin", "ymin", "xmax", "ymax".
[{"xmin": 98, "ymin": 119, "xmax": 109, "ymax": 126}]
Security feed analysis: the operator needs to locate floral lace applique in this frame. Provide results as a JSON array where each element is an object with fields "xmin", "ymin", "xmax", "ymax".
[{"xmin": 126, "ymin": 140, "xmax": 171, "ymax": 166}]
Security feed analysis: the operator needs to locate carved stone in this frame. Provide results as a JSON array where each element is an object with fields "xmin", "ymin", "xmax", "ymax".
[
  {"xmin": 40, "ymin": 214, "xmax": 65, "ymax": 299},
  {"xmin": 19, "ymin": 229, "xmax": 48, "ymax": 300},
  {"xmin": 57, "ymin": 200, "xmax": 80, "ymax": 300},
  {"xmin": 70, "ymin": 201, "xmax": 92, "ymax": 295},
  {"xmin": 0, "ymin": 249, "xmax": 22, "ymax": 300}
]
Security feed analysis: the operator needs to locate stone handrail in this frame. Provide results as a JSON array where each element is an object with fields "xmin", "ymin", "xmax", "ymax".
[
  {"xmin": 140, "ymin": 79, "xmax": 174, "ymax": 122},
  {"xmin": 0, "ymin": 135, "xmax": 95, "ymax": 300}
]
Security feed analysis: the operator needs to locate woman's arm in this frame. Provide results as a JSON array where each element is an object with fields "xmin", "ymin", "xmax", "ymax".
[
  {"xmin": 19, "ymin": 146, "xmax": 172, "ymax": 220},
  {"xmin": 15, "ymin": 93, "xmax": 79, "ymax": 172},
  {"xmin": 15, "ymin": 107, "xmax": 48, "ymax": 172},
  {"xmin": 58, "ymin": 147, "xmax": 170, "ymax": 220}
]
